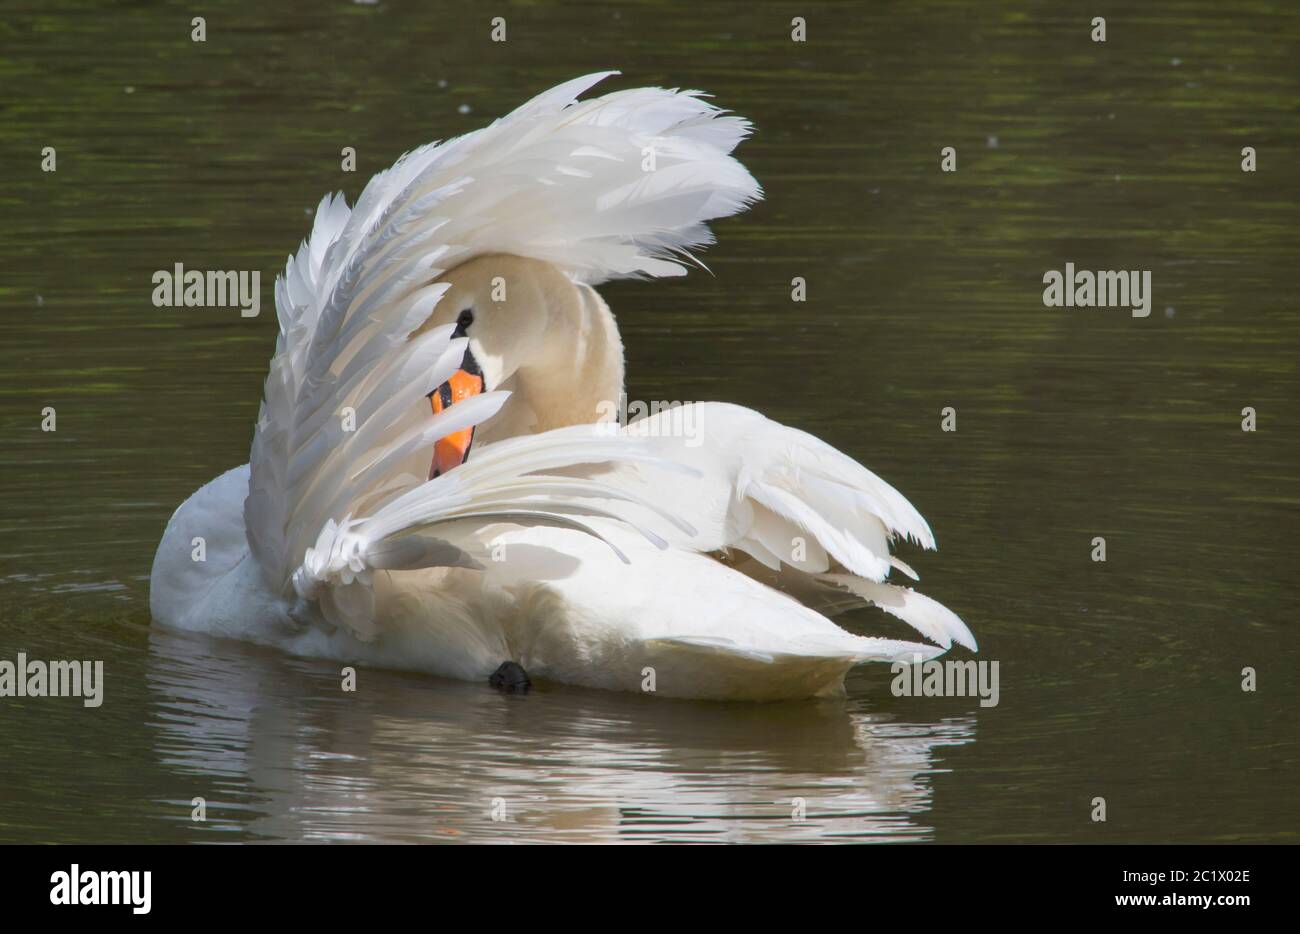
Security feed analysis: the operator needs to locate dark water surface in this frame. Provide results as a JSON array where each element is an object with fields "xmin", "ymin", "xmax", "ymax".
[{"xmin": 1, "ymin": 1, "xmax": 1296, "ymax": 842}]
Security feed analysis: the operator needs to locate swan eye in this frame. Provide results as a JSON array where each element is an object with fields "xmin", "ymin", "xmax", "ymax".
[{"xmin": 454, "ymin": 308, "xmax": 474, "ymax": 335}]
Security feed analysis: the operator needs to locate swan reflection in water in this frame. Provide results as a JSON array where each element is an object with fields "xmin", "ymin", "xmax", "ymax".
[{"xmin": 146, "ymin": 628, "xmax": 976, "ymax": 843}]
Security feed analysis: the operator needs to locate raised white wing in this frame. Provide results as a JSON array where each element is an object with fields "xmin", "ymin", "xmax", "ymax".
[{"xmin": 242, "ymin": 74, "xmax": 759, "ymax": 627}]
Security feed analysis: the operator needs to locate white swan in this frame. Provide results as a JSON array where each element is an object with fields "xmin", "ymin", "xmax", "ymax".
[{"xmin": 151, "ymin": 72, "xmax": 975, "ymax": 700}]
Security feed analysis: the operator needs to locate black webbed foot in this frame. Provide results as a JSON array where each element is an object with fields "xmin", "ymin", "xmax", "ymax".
[{"xmin": 489, "ymin": 661, "xmax": 531, "ymax": 694}]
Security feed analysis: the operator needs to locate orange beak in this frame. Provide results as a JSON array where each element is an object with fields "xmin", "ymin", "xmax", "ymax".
[{"xmin": 429, "ymin": 367, "xmax": 484, "ymax": 479}]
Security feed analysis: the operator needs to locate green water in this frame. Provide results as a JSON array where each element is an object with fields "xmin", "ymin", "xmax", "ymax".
[{"xmin": 1, "ymin": 0, "xmax": 1296, "ymax": 842}]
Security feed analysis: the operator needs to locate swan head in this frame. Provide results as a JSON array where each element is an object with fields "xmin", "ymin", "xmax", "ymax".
[{"xmin": 416, "ymin": 253, "xmax": 626, "ymax": 459}]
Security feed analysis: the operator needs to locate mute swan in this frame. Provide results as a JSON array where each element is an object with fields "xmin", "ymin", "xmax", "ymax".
[{"xmin": 151, "ymin": 72, "xmax": 975, "ymax": 700}]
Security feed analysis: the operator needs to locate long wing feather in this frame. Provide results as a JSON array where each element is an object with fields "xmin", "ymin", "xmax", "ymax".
[
  {"xmin": 604, "ymin": 402, "xmax": 974, "ymax": 651},
  {"xmin": 290, "ymin": 426, "xmax": 703, "ymax": 607},
  {"xmin": 243, "ymin": 73, "xmax": 761, "ymax": 602}
]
